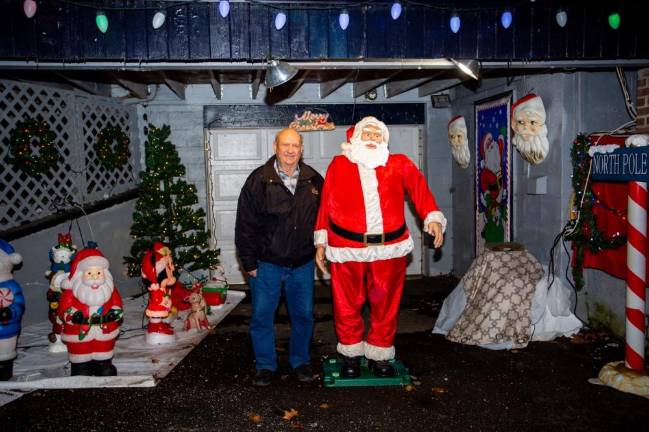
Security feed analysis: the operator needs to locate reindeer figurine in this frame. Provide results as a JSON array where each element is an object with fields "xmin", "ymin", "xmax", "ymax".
[{"xmin": 184, "ymin": 282, "xmax": 209, "ymax": 331}]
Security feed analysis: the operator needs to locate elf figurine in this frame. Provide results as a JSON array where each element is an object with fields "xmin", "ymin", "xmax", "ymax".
[
  {"xmin": 45, "ymin": 233, "xmax": 77, "ymax": 353},
  {"xmin": 0, "ymin": 239, "xmax": 25, "ymax": 381},
  {"xmin": 141, "ymin": 242, "xmax": 177, "ymax": 345}
]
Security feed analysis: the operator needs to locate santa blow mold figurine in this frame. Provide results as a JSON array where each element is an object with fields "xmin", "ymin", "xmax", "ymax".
[
  {"xmin": 0, "ymin": 239, "xmax": 25, "ymax": 381},
  {"xmin": 141, "ymin": 242, "xmax": 176, "ymax": 345},
  {"xmin": 45, "ymin": 233, "xmax": 77, "ymax": 353},
  {"xmin": 59, "ymin": 247, "xmax": 123, "ymax": 376},
  {"xmin": 315, "ymin": 116, "xmax": 446, "ymax": 378}
]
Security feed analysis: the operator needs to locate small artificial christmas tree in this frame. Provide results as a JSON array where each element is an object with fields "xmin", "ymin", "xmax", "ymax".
[{"xmin": 124, "ymin": 124, "xmax": 219, "ymax": 279}]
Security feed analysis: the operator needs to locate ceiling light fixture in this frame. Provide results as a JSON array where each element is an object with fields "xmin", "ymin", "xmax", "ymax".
[{"xmin": 265, "ymin": 59, "xmax": 298, "ymax": 89}]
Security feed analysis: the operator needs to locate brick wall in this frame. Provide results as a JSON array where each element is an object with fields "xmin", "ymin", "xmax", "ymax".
[{"xmin": 638, "ymin": 68, "xmax": 649, "ymax": 133}]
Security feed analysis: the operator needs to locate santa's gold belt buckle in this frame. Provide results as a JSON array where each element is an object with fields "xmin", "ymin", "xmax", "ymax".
[{"xmin": 363, "ymin": 232, "xmax": 385, "ymax": 246}]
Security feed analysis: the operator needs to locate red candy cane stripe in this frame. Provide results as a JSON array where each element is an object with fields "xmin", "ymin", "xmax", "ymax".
[{"xmin": 625, "ymin": 181, "xmax": 647, "ymax": 371}]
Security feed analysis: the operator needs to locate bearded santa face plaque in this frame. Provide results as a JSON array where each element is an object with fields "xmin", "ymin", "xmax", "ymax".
[
  {"xmin": 474, "ymin": 93, "xmax": 513, "ymax": 255},
  {"xmin": 511, "ymin": 93, "xmax": 549, "ymax": 164},
  {"xmin": 448, "ymin": 116, "xmax": 470, "ymax": 168}
]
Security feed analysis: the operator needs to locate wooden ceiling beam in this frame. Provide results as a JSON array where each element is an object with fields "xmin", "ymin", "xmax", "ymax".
[
  {"xmin": 251, "ymin": 70, "xmax": 263, "ymax": 100},
  {"xmin": 352, "ymin": 71, "xmax": 400, "ymax": 98},
  {"xmin": 162, "ymin": 73, "xmax": 186, "ymax": 100},
  {"xmin": 208, "ymin": 70, "xmax": 222, "ymax": 99},
  {"xmin": 384, "ymin": 72, "xmax": 443, "ymax": 99},
  {"xmin": 113, "ymin": 75, "xmax": 149, "ymax": 99},
  {"xmin": 319, "ymin": 70, "xmax": 355, "ymax": 99},
  {"xmin": 417, "ymin": 78, "xmax": 465, "ymax": 97}
]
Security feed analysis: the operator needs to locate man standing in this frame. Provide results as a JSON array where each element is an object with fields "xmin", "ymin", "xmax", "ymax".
[
  {"xmin": 315, "ymin": 116, "xmax": 446, "ymax": 378},
  {"xmin": 236, "ymin": 128, "xmax": 324, "ymax": 387}
]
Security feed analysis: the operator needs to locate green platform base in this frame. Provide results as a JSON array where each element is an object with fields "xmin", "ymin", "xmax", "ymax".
[{"xmin": 322, "ymin": 356, "xmax": 411, "ymax": 387}]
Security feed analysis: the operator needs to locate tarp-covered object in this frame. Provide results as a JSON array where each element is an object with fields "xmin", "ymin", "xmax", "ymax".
[{"xmin": 433, "ymin": 250, "xmax": 582, "ymax": 350}]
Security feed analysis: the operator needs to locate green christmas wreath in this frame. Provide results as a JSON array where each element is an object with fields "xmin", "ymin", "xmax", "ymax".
[
  {"xmin": 6, "ymin": 119, "xmax": 60, "ymax": 177},
  {"xmin": 95, "ymin": 125, "xmax": 131, "ymax": 170}
]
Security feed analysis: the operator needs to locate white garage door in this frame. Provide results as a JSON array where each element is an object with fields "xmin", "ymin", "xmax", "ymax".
[{"xmin": 206, "ymin": 125, "xmax": 424, "ymax": 285}]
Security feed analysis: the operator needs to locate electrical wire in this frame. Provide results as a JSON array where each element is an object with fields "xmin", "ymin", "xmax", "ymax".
[{"xmin": 615, "ymin": 67, "xmax": 638, "ymax": 120}]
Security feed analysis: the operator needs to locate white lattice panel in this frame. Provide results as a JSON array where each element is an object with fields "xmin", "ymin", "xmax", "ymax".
[{"xmin": 0, "ymin": 80, "xmax": 139, "ymax": 230}]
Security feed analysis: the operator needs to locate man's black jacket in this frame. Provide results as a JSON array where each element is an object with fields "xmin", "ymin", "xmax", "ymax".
[{"xmin": 235, "ymin": 156, "xmax": 324, "ymax": 272}]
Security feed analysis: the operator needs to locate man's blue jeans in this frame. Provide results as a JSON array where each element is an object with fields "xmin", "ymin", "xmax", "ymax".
[{"xmin": 248, "ymin": 260, "xmax": 314, "ymax": 371}]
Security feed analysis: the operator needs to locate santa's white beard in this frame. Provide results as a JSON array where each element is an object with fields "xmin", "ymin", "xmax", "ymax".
[
  {"xmin": 451, "ymin": 141, "xmax": 470, "ymax": 169},
  {"xmin": 512, "ymin": 125, "xmax": 549, "ymax": 164},
  {"xmin": 484, "ymin": 141, "xmax": 502, "ymax": 175},
  {"xmin": 349, "ymin": 139, "xmax": 389, "ymax": 169},
  {"xmin": 71, "ymin": 271, "xmax": 114, "ymax": 307}
]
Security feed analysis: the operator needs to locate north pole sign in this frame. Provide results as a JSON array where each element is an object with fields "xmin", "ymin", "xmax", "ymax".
[{"xmin": 591, "ymin": 146, "xmax": 649, "ymax": 182}]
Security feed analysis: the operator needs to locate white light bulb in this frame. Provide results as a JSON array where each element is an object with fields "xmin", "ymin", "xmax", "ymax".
[
  {"xmin": 450, "ymin": 14, "xmax": 461, "ymax": 34},
  {"xmin": 218, "ymin": 0, "xmax": 230, "ymax": 19},
  {"xmin": 501, "ymin": 11, "xmax": 512, "ymax": 29},
  {"xmin": 339, "ymin": 10, "xmax": 350, "ymax": 30},
  {"xmin": 152, "ymin": 10, "xmax": 166, "ymax": 30},
  {"xmin": 391, "ymin": 2, "xmax": 402, "ymax": 21},
  {"xmin": 275, "ymin": 12, "xmax": 287, "ymax": 30},
  {"xmin": 556, "ymin": 9, "xmax": 568, "ymax": 28},
  {"xmin": 23, "ymin": 0, "xmax": 37, "ymax": 18}
]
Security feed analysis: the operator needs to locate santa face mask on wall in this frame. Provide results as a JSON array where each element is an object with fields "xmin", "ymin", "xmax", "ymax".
[
  {"xmin": 511, "ymin": 93, "xmax": 549, "ymax": 164},
  {"xmin": 448, "ymin": 116, "xmax": 470, "ymax": 169}
]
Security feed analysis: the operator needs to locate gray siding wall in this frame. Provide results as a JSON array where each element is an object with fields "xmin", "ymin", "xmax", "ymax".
[{"xmin": 450, "ymin": 71, "xmax": 644, "ymax": 330}]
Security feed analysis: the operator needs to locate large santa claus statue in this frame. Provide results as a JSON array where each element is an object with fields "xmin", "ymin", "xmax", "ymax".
[
  {"xmin": 59, "ymin": 246, "xmax": 123, "ymax": 376},
  {"xmin": 511, "ymin": 93, "xmax": 549, "ymax": 164},
  {"xmin": 141, "ymin": 242, "xmax": 176, "ymax": 345},
  {"xmin": 0, "ymin": 239, "xmax": 25, "ymax": 381},
  {"xmin": 448, "ymin": 115, "xmax": 470, "ymax": 168},
  {"xmin": 315, "ymin": 116, "xmax": 446, "ymax": 378}
]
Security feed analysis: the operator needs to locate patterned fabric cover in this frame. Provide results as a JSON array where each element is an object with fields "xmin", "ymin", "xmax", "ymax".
[{"xmin": 447, "ymin": 250, "xmax": 544, "ymax": 348}]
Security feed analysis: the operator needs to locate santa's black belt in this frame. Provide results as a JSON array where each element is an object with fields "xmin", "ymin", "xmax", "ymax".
[{"xmin": 330, "ymin": 220, "xmax": 406, "ymax": 245}]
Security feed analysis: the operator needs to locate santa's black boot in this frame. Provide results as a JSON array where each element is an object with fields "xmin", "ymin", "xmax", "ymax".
[
  {"xmin": 94, "ymin": 359, "xmax": 117, "ymax": 376},
  {"xmin": 340, "ymin": 356, "xmax": 361, "ymax": 378},
  {"xmin": 70, "ymin": 361, "xmax": 94, "ymax": 376},
  {"xmin": 0, "ymin": 359, "xmax": 14, "ymax": 381},
  {"xmin": 368, "ymin": 360, "xmax": 395, "ymax": 378}
]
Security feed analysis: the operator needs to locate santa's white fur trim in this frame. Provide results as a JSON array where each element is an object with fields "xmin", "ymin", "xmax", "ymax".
[
  {"xmin": 146, "ymin": 331, "xmax": 176, "ymax": 345},
  {"xmin": 448, "ymin": 116, "xmax": 467, "ymax": 133},
  {"xmin": 337, "ymin": 341, "xmax": 365, "ymax": 358},
  {"xmin": 513, "ymin": 94, "xmax": 546, "ymax": 123},
  {"xmin": 364, "ymin": 342, "xmax": 395, "ymax": 361},
  {"xmin": 423, "ymin": 211, "xmax": 447, "ymax": 233},
  {"xmin": 76, "ymin": 256, "xmax": 109, "ymax": 272},
  {"xmin": 358, "ymin": 164, "xmax": 384, "ymax": 233},
  {"xmin": 325, "ymin": 236, "xmax": 414, "ymax": 263},
  {"xmin": 68, "ymin": 350, "xmax": 114, "ymax": 363},
  {"xmin": 314, "ymin": 229, "xmax": 328, "ymax": 246}
]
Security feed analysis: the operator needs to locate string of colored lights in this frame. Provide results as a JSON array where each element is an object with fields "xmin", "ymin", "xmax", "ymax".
[{"xmin": 19, "ymin": 0, "xmax": 623, "ymax": 34}]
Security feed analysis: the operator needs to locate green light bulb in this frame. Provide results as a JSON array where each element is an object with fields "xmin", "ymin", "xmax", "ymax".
[
  {"xmin": 96, "ymin": 11, "xmax": 109, "ymax": 33},
  {"xmin": 608, "ymin": 12, "xmax": 620, "ymax": 30}
]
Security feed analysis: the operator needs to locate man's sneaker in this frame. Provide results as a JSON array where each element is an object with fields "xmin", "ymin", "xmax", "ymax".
[
  {"xmin": 252, "ymin": 369, "xmax": 274, "ymax": 387},
  {"xmin": 293, "ymin": 364, "xmax": 316, "ymax": 383}
]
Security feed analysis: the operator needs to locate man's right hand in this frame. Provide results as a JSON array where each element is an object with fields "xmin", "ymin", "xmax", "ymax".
[
  {"xmin": 315, "ymin": 246, "xmax": 328, "ymax": 274},
  {"xmin": 247, "ymin": 269, "xmax": 257, "ymax": 278}
]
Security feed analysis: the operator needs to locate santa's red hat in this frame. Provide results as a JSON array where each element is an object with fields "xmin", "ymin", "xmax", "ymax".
[
  {"xmin": 67, "ymin": 247, "xmax": 109, "ymax": 281},
  {"xmin": 142, "ymin": 242, "xmax": 172, "ymax": 283},
  {"xmin": 141, "ymin": 249, "xmax": 157, "ymax": 284},
  {"xmin": 512, "ymin": 93, "xmax": 546, "ymax": 123},
  {"xmin": 448, "ymin": 115, "xmax": 467, "ymax": 132},
  {"xmin": 346, "ymin": 126, "xmax": 355, "ymax": 143}
]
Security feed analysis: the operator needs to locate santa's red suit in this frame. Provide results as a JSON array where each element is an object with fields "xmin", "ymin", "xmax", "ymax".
[
  {"xmin": 59, "ymin": 289, "xmax": 122, "ymax": 363},
  {"xmin": 315, "ymin": 120, "xmax": 446, "ymax": 361}
]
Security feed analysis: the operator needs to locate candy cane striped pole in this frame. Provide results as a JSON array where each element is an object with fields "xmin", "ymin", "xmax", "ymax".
[{"xmin": 626, "ymin": 180, "xmax": 647, "ymax": 371}]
